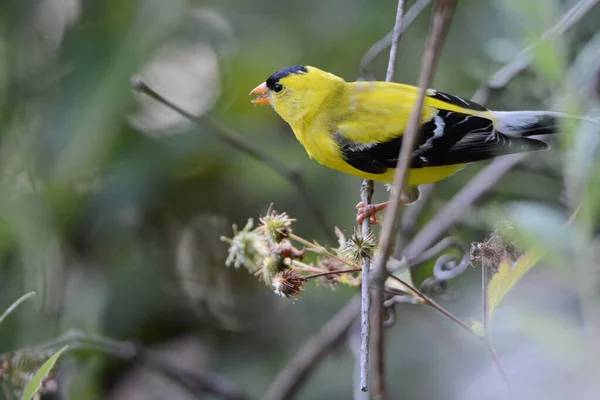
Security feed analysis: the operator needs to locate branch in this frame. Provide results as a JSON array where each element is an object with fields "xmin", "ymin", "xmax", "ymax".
[
  {"xmin": 368, "ymin": 1, "xmax": 409, "ymax": 396},
  {"xmin": 358, "ymin": 179, "xmax": 373, "ymax": 392},
  {"xmin": 131, "ymin": 78, "xmax": 333, "ymax": 237},
  {"xmin": 23, "ymin": 330, "xmax": 250, "ymax": 400},
  {"xmin": 370, "ymin": 1, "xmax": 457, "ymax": 398},
  {"xmin": 385, "ymin": 0, "xmax": 407, "ymax": 83},
  {"xmin": 265, "ymin": 297, "xmax": 361, "ymax": 400}
]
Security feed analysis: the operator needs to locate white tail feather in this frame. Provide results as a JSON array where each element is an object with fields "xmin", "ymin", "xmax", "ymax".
[
  {"xmin": 492, "ymin": 111, "xmax": 597, "ymax": 136},
  {"xmin": 492, "ymin": 111, "xmax": 567, "ymax": 136}
]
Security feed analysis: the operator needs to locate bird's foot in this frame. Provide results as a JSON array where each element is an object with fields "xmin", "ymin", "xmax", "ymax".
[{"xmin": 356, "ymin": 201, "xmax": 390, "ymax": 225}]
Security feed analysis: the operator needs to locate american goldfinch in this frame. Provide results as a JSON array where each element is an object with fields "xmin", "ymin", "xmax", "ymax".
[{"xmin": 250, "ymin": 65, "xmax": 564, "ymax": 223}]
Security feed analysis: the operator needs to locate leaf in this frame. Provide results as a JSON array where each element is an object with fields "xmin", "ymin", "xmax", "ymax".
[
  {"xmin": 20, "ymin": 345, "xmax": 69, "ymax": 400},
  {"xmin": 487, "ymin": 251, "xmax": 541, "ymax": 319},
  {"xmin": 0, "ymin": 292, "xmax": 35, "ymax": 325},
  {"xmin": 386, "ymin": 264, "xmax": 417, "ymax": 296}
]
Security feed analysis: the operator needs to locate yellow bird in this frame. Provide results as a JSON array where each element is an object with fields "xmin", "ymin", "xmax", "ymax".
[{"xmin": 250, "ymin": 65, "xmax": 562, "ymax": 223}]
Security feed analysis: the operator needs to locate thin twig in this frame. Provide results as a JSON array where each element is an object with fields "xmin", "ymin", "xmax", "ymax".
[
  {"xmin": 131, "ymin": 78, "xmax": 332, "ymax": 237},
  {"xmin": 371, "ymin": 1, "xmax": 457, "ymax": 398},
  {"xmin": 20, "ymin": 330, "xmax": 250, "ymax": 400},
  {"xmin": 0, "ymin": 292, "xmax": 35, "ymax": 325},
  {"xmin": 387, "ymin": 275, "xmax": 471, "ymax": 334},
  {"xmin": 287, "ymin": 233, "xmax": 361, "ymax": 269},
  {"xmin": 359, "ymin": 0, "xmax": 433, "ymax": 80},
  {"xmin": 265, "ymin": 297, "xmax": 361, "ymax": 400},
  {"xmin": 304, "ymin": 268, "xmax": 362, "ymax": 280},
  {"xmin": 359, "ymin": 179, "xmax": 373, "ymax": 392},
  {"xmin": 370, "ymin": 1, "xmax": 409, "ymax": 394},
  {"xmin": 472, "ymin": 0, "xmax": 600, "ymax": 104},
  {"xmin": 385, "ymin": 0, "xmax": 406, "ymax": 83}
]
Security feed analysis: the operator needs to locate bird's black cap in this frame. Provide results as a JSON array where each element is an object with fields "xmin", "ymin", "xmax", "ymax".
[{"xmin": 266, "ymin": 65, "xmax": 307, "ymax": 90}]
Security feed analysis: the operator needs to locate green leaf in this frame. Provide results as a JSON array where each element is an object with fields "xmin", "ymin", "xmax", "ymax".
[
  {"xmin": 20, "ymin": 345, "xmax": 69, "ymax": 400},
  {"xmin": 488, "ymin": 252, "xmax": 541, "ymax": 319},
  {"xmin": 0, "ymin": 292, "xmax": 35, "ymax": 325}
]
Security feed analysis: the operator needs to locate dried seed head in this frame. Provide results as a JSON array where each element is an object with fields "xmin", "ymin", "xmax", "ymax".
[
  {"xmin": 258, "ymin": 209, "xmax": 295, "ymax": 244},
  {"xmin": 221, "ymin": 219, "xmax": 269, "ymax": 272},
  {"xmin": 470, "ymin": 220, "xmax": 518, "ymax": 273},
  {"xmin": 342, "ymin": 227, "xmax": 377, "ymax": 264},
  {"xmin": 272, "ymin": 269, "xmax": 305, "ymax": 299}
]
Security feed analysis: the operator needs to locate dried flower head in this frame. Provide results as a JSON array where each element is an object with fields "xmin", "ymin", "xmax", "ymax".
[
  {"xmin": 342, "ymin": 227, "xmax": 377, "ymax": 264},
  {"xmin": 258, "ymin": 209, "xmax": 295, "ymax": 244},
  {"xmin": 221, "ymin": 219, "xmax": 269, "ymax": 272},
  {"xmin": 470, "ymin": 220, "xmax": 518, "ymax": 273},
  {"xmin": 272, "ymin": 269, "xmax": 305, "ymax": 299}
]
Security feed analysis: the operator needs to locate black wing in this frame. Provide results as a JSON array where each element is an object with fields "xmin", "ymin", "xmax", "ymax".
[{"xmin": 335, "ymin": 110, "xmax": 549, "ymax": 174}]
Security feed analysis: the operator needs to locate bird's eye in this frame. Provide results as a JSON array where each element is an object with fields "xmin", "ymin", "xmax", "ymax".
[{"xmin": 273, "ymin": 83, "xmax": 283, "ymax": 93}]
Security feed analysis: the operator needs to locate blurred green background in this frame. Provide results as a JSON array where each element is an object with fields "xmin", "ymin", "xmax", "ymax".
[{"xmin": 0, "ymin": 0, "xmax": 599, "ymax": 399}]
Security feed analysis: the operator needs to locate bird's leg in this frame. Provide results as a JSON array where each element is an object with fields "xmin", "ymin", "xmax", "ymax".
[
  {"xmin": 356, "ymin": 201, "xmax": 389, "ymax": 225},
  {"xmin": 356, "ymin": 185, "xmax": 421, "ymax": 225}
]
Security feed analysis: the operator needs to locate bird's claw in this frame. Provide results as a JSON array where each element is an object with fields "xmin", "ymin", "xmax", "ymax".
[{"xmin": 356, "ymin": 201, "xmax": 384, "ymax": 225}]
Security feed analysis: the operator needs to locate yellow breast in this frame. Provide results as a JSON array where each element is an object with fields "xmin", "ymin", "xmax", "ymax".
[{"xmin": 290, "ymin": 123, "xmax": 464, "ymax": 185}]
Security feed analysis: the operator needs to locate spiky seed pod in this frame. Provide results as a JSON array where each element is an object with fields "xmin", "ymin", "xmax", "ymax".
[
  {"xmin": 272, "ymin": 269, "xmax": 305, "ymax": 299},
  {"xmin": 258, "ymin": 210, "xmax": 295, "ymax": 244},
  {"xmin": 342, "ymin": 227, "xmax": 377, "ymax": 264}
]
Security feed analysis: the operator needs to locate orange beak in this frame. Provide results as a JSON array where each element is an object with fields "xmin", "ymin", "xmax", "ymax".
[{"xmin": 249, "ymin": 82, "xmax": 270, "ymax": 105}]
